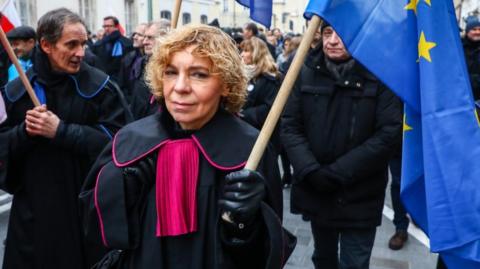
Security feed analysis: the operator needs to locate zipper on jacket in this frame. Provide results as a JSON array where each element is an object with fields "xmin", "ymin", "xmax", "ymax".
[{"xmin": 349, "ymin": 101, "xmax": 358, "ymax": 143}]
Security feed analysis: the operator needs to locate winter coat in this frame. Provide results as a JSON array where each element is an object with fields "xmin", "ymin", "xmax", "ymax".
[
  {"xmin": 281, "ymin": 47, "xmax": 402, "ymax": 228},
  {"xmin": 462, "ymin": 37, "xmax": 480, "ymax": 102}
]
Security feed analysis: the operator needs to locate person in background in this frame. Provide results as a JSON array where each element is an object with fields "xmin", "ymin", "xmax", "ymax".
[
  {"xmin": 129, "ymin": 20, "xmax": 170, "ymax": 120},
  {"xmin": 117, "ymin": 22, "xmax": 148, "ymax": 100},
  {"xmin": 92, "ymin": 16, "xmax": 133, "ymax": 79},
  {"xmin": 239, "ymin": 36, "xmax": 281, "ymax": 133},
  {"xmin": 276, "ymin": 36, "xmax": 292, "ymax": 71},
  {"xmin": 462, "ymin": 16, "xmax": 480, "ymax": 106},
  {"xmin": 80, "ymin": 24, "xmax": 295, "ymax": 269},
  {"xmin": 279, "ymin": 36, "xmax": 301, "ymax": 74},
  {"xmin": 6, "ymin": 26, "xmax": 36, "ymax": 82},
  {"xmin": 243, "ymin": 22, "xmax": 276, "ymax": 58},
  {"xmin": 239, "ymin": 36, "xmax": 285, "ymax": 184},
  {"xmin": 0, "ymin": 8, "xmax": 127, "ymax": 269},
  {"xmin": 272, "ymin": 28, "xmax": 284, "ymax": 57},
  {"xmin": 281, "ymin": 24, "xmax": 402, "ymax": 269},
  {"xmin": 387, "ymin": 145, "xmax": 410, "ymax": 250},
  {"xmin": 95, "ymin": 28, "xmax": 105, "ymax": 42}
]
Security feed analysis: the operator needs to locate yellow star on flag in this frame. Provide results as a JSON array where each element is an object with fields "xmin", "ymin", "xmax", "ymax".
[
  {"xmin": 424, "ymin": 0, "xmax": 431, "ymax": 6},
  {"xmin": 403, "ymin": 114, "xmax": 413, "ymax": 132},
  {"xmin": 418, "ymin": 31, "xmax": 436, "ymax": 62},
  {"xmin": 405, "ymin": 0, "xmax": 419, "ymax": 14}
]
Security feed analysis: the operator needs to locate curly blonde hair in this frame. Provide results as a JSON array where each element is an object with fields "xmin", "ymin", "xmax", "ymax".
[{"xmin": 146, "ymin": 24, "xmax": 247, "ymax": 113}]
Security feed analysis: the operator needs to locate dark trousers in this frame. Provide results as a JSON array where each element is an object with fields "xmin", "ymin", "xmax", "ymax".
[
  {"xmin": 310, "ymin": 220, "xmax": 377, "ymax": 269},
  {"xmin": 389, "ymin": 156, "xmax": 409, "ymax": 231}
]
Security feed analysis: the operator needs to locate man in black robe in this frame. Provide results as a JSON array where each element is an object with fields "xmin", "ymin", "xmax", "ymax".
[
  {"xmin": 92, "ymin": 16, "xmax": 133, "ymax": 80},
  {"xmin": 0, "ymin": 8, "xmax": 127, "ymax": 268}
]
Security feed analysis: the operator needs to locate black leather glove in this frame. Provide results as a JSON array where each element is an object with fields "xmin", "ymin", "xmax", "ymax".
[
  {"xmin": 122, "ymin": 155, "xmax": 156, "ymax": 185},
  {"xmin": 219, "ymin": 169, "xmax": 266, "ymax": 229},
  {"xmin": 122, "ymin": 154, "xmax": 156, "ymax": 209},
  {"xmin": 305, "ymin": 167, "xmax": 341, "ymax": 193}
]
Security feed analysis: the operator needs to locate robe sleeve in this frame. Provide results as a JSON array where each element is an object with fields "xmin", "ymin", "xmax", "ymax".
[
  {"xmin": 220, "ymin": 145, "xmax": 297, "ymax": 269},
  {"xmin": 0, "ymin": 91, "xmax": 38, "ymax": 193},
  {"xmin": 80, "ymin": 143, "xmax": 146, "ymax": 250},
  {"xmin": 51, "ymin": 84, "xmax": 127, "ymax": 160}
]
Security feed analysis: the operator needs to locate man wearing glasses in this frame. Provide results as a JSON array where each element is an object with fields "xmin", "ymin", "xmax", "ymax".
[
  {"xmin": 92, "ymin": 16, "xmax": 133, "ymax": 80},
  {"xmin": 118, "ymin": 23, "xmax": 147, "ymax": 100}
]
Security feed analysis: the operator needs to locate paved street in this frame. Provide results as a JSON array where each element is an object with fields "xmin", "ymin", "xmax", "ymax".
[
  {"xmin": 283, "ymin": 186, "xmax": 438, "ymax": 269},
  {"xmin": 0, "ymin": 183, "xmax": 438, "ymax": 268}
]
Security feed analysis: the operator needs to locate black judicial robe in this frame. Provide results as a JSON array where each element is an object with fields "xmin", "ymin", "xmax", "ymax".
[
  {"xmin": 80, "ymin": 109, "xmax": 296, "ymax": 269},
  {"xmin": 0, "ymin": 54, "xmax": 127, "ymax": 268}
]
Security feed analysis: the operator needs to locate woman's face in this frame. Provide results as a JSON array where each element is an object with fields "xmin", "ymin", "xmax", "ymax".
[
  {"xmin": 241, "ymin": 48, "xmax": 253, "ymax": 65},
  {"xmin": 163, "ymin": 46, "xmax": 227, "ymax": 130}
]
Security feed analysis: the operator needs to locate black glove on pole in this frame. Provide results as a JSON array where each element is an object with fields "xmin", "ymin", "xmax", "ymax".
[{"xmin": 219, "ymin": 169, "xmax": 266, "ymax": 230}]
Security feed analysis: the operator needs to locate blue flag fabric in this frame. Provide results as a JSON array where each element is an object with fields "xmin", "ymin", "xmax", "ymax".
[
  {"xmin": 305, "ymin": 0, "xmax": 480, "ymax": 268},
  {"xmin": 236, "ymin": 0, "xmax": 272, "ymax": 28}
]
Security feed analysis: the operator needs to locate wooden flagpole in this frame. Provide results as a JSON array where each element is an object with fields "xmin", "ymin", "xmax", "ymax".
[
  {"xmin": 245, "ymin": 15, "xmax": 322, "ymax": 170},
  {"xmin": 0, "ymin": 26, "xmax": 40, "ymax": 107},
  {"xmin": 171, "ymin": 0, "xmax": 182, "ymax": 29},
  {"xmin": 221, "ymin": 15, "xmax": 322, "ymax": 224}
]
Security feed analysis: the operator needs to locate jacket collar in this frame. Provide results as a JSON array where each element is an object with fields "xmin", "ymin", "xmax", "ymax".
[
  {"xmin": 4, "ymin": 49, "xmax": 109, "ymax": 102},
  {"xmin": 112, "ymin": 108, "xmax": 259, "ymax": 170},
  {"xmin": 304, "ymin": 46, "xmax": 377, "ymax": 84}
]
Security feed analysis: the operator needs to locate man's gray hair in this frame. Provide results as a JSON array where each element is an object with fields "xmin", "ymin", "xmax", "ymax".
[
  {"xmin": 148, "ymin": 19, "xmax": 171, "ymax": 37},
  {"xmin": 37, "ymin": 8, "xmax": 86, "ymax": 44}
]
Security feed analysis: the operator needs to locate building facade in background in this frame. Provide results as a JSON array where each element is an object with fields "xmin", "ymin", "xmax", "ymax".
[
  {"xmin": 455, "ymin": 0, "xmax": 480, "ymax": 30},
  {"xmin": 5, "ymin": 0, "xmax": 478, "ymax": 36},
  {"xmin": 2, "ymin": 0, "xmax": 311, "ymax": 35}
]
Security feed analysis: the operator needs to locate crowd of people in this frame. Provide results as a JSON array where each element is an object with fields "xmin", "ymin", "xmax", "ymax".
[{"xmin": 1, "ymin": 6, "xmax": 480, "ymax": 269}]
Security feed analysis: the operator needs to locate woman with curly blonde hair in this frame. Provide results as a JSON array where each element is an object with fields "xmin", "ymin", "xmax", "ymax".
[{"xmin": 81, "ymin": 24, "xmax": 295, "ymax": 269}]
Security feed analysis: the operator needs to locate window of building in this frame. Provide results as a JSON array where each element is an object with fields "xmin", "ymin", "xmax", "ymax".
[
  {"xmin": 223, "ymin": 0, "xmax": 228, "ymax": 12},
  {"xmin": 79, "ymin": 0, "xmax": 96, "ymax": 32},
  {"xmin": 282, "ymin": 12, "xmax": 289, "ymax": 24},
  {"xmin": 17, "ymin": 0, "xmax": 37, "ymax": 27},
  {"xmin": 200, "ymin": 15, "xmax": 208, "ymax": 24},
  {"xmin": 289, "ymin": 20, "xmax": 294, "ymax": 31},
  {"xmin": 124, "ymin": 0, "xmax": 137, "ymax": 35},
  {"xmin": 161, "ymin": 10, "xmax": 171, "ymax": 20},
  {"xmin": 182, "ymin": 12, "xmax": 191, "ymax": 25}
]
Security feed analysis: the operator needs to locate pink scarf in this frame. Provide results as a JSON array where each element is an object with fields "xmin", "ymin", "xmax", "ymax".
[{"xmin": 155, "ymin": 139, "xmax": 199, "ymax": 237}]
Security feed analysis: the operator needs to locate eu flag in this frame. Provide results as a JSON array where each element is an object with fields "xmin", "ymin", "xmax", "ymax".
[
  {"xmin": 305, "ymin": 0, "xmax": 480, "ymax": 267},
  {"xmin": 236, "ymin": 0, "xmax": 272, "ymax": 28}
]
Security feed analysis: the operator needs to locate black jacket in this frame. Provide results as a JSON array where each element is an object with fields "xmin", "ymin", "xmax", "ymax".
[
  {"xmin": 117, "ymin": 48, "xmax": 144, "ymax": 100},
  {"xmin": 281, "ymin": 47, "xmax": 402, "ymax": 228},
  {"xmin": 241, "ymin": 73, "xmax": 281, "ymax": 152},
  {"xmin": 92, "ymin": 31, "xmax": 133, "ymax": 80},
  {"xmin": 462, "ymin": 37, "xmax": 480, "ymax": 102}
]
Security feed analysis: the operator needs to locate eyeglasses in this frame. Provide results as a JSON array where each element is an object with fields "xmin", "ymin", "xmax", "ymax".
[{"xmin": 102, "ymin": 24, "xmax": 115, "ymax": 28}]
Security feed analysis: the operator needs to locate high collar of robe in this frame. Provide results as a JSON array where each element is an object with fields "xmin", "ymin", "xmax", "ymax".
[
  {"xmin": 112, "ymin": 107, "xmax": 259, "ymax": 170},
  {"xmin": 4, "ymin": 47, "xmax": 110, "ymax": 103}
]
